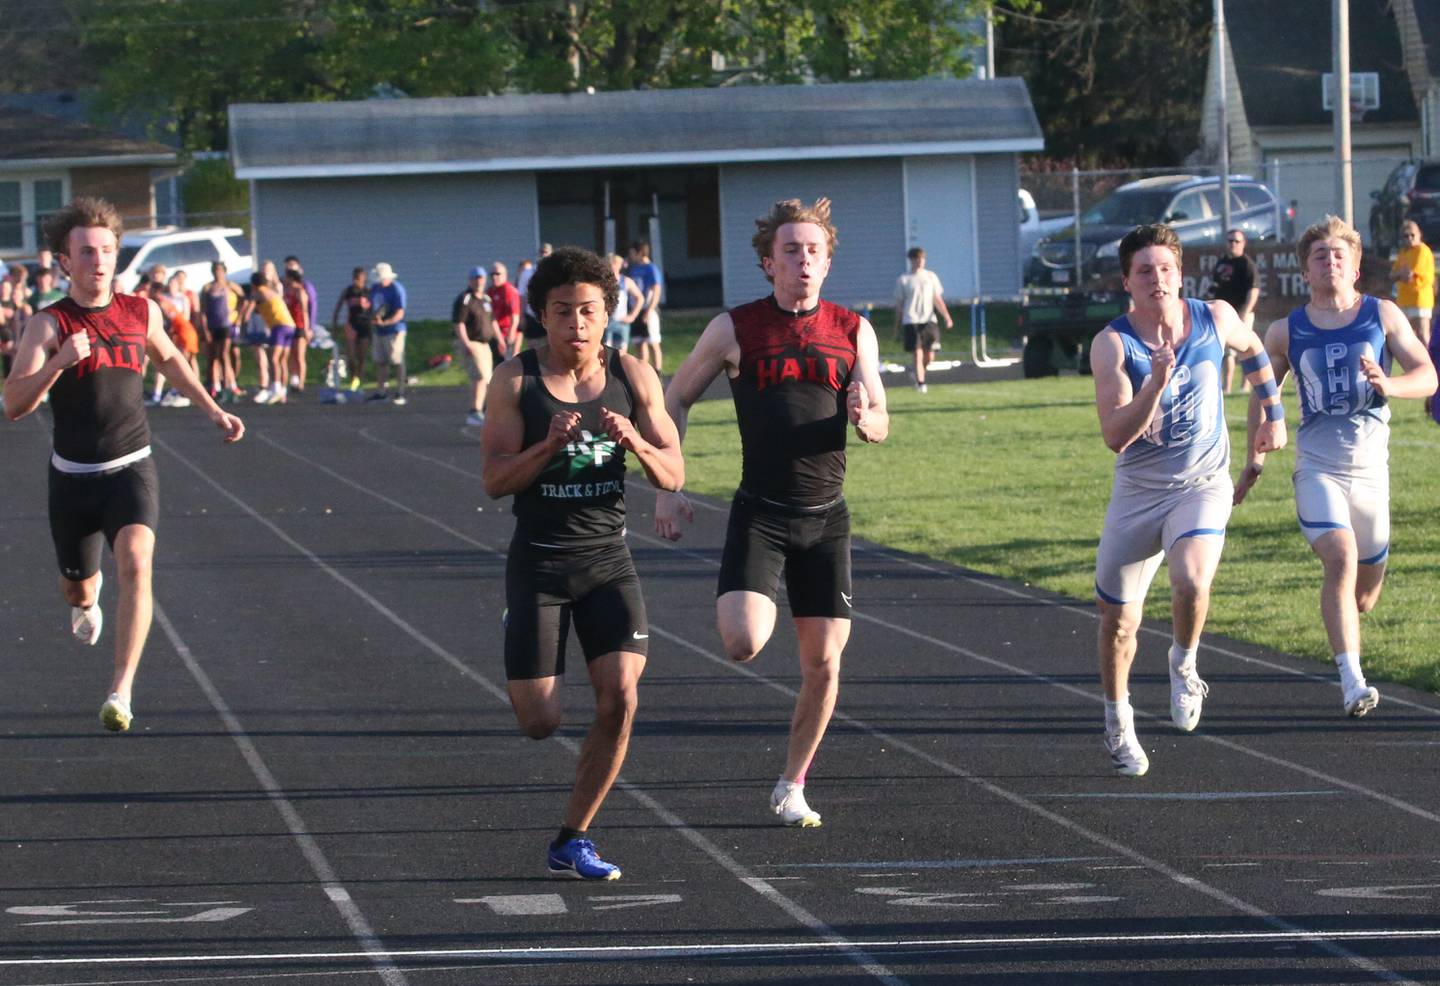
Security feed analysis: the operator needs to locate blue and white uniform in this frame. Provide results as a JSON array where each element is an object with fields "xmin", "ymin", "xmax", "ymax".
[
  {"xmin": 1096, "ymin": 299, "xmax": 1233, "ymax": 604},
  {"xmin": 1288, "ymin": 295, "xmax": 1391, "ymax": 564}
]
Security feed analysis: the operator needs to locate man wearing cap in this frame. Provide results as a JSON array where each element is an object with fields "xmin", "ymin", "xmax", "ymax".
[
  {"xmin": 368, "ymin": 262, "xmax": 408, "ymax": 405},
  {"xmin": 454, "ymin": 266, "xmax": 496, "ymax": 425}
]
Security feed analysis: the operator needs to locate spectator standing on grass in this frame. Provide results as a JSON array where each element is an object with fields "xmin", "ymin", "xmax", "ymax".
[
  {"xmin": 893, "ymin": 246, "xmax": 953, "ymax": 394},
  {"xmin": 1210, "ymin": 229, "xmax": 1261, "ymax": 394},
  {"xmin": 199, "ymin": 261, "xmax": 244, "ymax": 403},
  {"xmin": 1090, "ymin": 224, "xmax": 1284, "ymax": 778},
  {"xmin": 516, "ymin": 243, "xmax": 552, "ymax": 347},
  {"xmin": 453, "ymin": 265, "xmax": 495, "ymax": 426},
  {"xmin": 284, "ymin": 256, "xmax": 318, "ymax": 394},
  {"xmin": 625, "ymin": 241, "xmax": 664, "ymax": 373},
  {"xmin": 368, "ymin": 262, "xmax": 408, "ymax": 405},
  {"xmin": 603, "ymin": 253, "xmax": 644, "ymax": 353},
  {"xmin": 488, "ymin": 261, "xmax": 523, "ymax": 359},
  {"xmin": 237, "ymin": 271, "xmax": 295, "ymax": 405},
  {"xmin": 331, "ymin": 266, "xmax": 372, "ymax": 392},
  {"xmin": 1235, "ymin": 215, "xmax": 1436, "ymax": 719}
]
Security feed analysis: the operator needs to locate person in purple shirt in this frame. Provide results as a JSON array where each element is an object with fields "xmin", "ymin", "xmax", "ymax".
[{"xmin": 283, "ymin": 256, "xmax": 319, "ymax": 393}]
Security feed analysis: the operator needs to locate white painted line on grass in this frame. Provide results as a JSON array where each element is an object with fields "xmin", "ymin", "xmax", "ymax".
[{"xmin": 171, "ymin": 430, "xmax": 905, "ymax": 986}]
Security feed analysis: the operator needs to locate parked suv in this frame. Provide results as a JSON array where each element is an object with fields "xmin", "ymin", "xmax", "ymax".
[
  {"xmin": 1369, "ymin": 160, "xmax": 1440, "ymax": 256},
  {"xmin": 114, "ymin": 227, "xmax": 252, "ymax": 292},
  {"xmin": 1026, "ymin": 175, "xmax": 1281, "ymax": 290}
]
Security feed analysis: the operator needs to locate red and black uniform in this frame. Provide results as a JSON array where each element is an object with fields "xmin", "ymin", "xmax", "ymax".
[
  {"xmin": 46, "ymin": 293, "xmax": 160, "ymax": 581},
  {"xmin": 504, "ymin": 347, "xmax": 649, "ymax": 680},
  {"xmin": 719, "ymin": 296, "xmax": 858, "ymax": 617}
]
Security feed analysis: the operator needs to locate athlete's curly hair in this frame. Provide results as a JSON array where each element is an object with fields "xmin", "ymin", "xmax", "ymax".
[
  {"xmin": 44, "ymin": 196, "xmax": 125, "ymax": 256},
  {"xmin": 752, "ymin": 198, "xmax": 838, "ymax": 281},
  {"xmin": 1118, "ymin": 223, "xmax": 1183, "ymax": 277},
  {"xmin": 526, "ymin": 246, "xmax": 619, "ymax": 319},
  {"xmin": 1296, "ymin": 214, "xmax": 1363, "ymax": 268}
]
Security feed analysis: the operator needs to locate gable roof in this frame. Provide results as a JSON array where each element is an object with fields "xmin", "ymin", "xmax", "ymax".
[
  {"xmin": 1225, "ymin": 0, "xmax": 1417, "ymax": 128},
  {"xmin": 228, "ymin": 78, "xmax": 1043, "ymax": 180},
  {"xmin": 0, "ymin": 106, "xmax": 177, "ymax": 168}
]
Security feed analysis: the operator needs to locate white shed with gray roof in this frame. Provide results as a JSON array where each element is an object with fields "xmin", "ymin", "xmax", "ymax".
[{"xmin": 229, "ymin": 78, "xmax": 1042, "ymax": 320}]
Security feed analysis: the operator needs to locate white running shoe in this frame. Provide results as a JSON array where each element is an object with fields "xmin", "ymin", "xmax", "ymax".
[
  {"xmin": 1343, "ymin": 682, "xmax": 1380, "ymax": 718},
  {"xmin": 99, "ymin": 693, "xmax": 132, "ymax": 732},
  {"xmin": 392, "ymin": 395, "xmax": 408, "ymax": 406},
  {"xmin": 771, "ymin": 780, "xmax": 822, "ymax": 827},
  {"xmin": 253, "ymin": 388, "xmax": 274, "ymax": 404},
  {"xmin": 1169, "ymin": 663, "xmax": 1209, "ymax": 732},
  {"xmin": 1105, "ymin": 724, "xmax": 1149, "ymax": 777},
  {"xmin": 70, "ymin": 572, "xmax": 103, "ymax": 645}
]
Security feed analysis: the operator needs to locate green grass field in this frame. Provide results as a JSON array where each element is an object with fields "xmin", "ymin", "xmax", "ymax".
[{"xmin": 680, "ymin": 374, "xmax": 1440, "ymax": 696}]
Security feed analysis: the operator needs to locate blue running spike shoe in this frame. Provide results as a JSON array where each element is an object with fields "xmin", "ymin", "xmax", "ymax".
[{"xmin": 548, "ymin": 838, "xmax": 621, "ymax": 880}]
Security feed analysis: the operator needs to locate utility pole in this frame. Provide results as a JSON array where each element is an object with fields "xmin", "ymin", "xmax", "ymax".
[
  {"xmin": 1333, "ymin": 0, "xmax": 1353, "ymax": 223},
  {"xmin": 1216, "ymin": 0, "xmax": 1232, "ymax": 234}
]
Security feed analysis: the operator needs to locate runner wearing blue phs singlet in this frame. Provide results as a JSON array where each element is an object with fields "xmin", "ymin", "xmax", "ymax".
[
  {"xmin": 1235, "ymin": 216, "xmax": 1436, "ymax": 719},
  {"xmin": 1090, "ymin": 224, "xmax": 1285, "ymax": 778}
]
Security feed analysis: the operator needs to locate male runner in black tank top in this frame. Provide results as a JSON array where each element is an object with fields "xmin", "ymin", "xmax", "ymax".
[
  {"xmin": 657, "ymin": 198, "xmax": 889, "ymax": 828},
  {"xmin": 482, "ymin": 247, "xmax": 683, "ymax": 880},
  {"xmin": 3, "ymin": 197, "xmax": 244, "ymax": 733}
]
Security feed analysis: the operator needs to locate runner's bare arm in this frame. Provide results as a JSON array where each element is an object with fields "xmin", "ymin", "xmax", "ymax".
[
  {"xmin": 481, "ymin": 358, "xmax": 580, "ymax": 498},
  {"xmin": 604, "ymin": 354, "xmax": 684, "ymax": 492},
  {"xmin": 848, "ymin": 317, "xmax": 888, "ymax": 443},
  {"xmin": 655, "ymin": 311, "xmax": 737, "ymax": 538},
  {"xmin": 1091, "ymin": 326, "xmax": 1170, "ymax": 454},
  {"xmin": 1235, "ymin": 318, "xmax": 1291, "ymax": 505},
  {"xmin": 1367, "ymin": 298, "xmax": 1438, "ymax": 400},
  {"xmin": 2, "ymin": 310, "xmax": 80, "ymax": 420}
]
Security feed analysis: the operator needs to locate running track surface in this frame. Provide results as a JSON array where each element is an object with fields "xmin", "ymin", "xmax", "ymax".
[{"xmin": 2, "ymin": 390, "xmax": 1438, "ymax": 986}]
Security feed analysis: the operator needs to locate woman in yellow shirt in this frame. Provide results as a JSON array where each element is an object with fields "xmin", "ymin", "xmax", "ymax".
[{"xmin": 1391, "ymin": 220, "xmax": 1434, "ymax": 348}]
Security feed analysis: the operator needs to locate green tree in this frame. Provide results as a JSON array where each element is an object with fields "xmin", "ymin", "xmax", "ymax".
[
  {"xmin": 77, "ymin": 0, "xmax": 1014, "ymax": 151},
  {"xmin": 996, "ymin": 0, "xmax": 1212, "ymax": 166}
]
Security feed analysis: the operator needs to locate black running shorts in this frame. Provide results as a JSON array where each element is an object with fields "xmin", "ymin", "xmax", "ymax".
[
  {"xmin": 504, "ymin": 535, "xmax": 649, "ymax": 680},
  {"xmin": 903, "ymin": 322, "xmax": 940, "ymax": 352},
  {"xmin": 717, "ymin": 490, "xmax": 853, "ymax": 619},
  {"xmin": 48, "ymin": 456, "xmax": 160, "ymax": 582}
]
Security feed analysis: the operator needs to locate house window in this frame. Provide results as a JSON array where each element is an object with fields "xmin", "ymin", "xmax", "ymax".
[
  {"xmin": 0, "ymin": 175, "xmax": 70, "ymax": 255},
  {"xmin": 0, "ymin": 182, "xmax": 22, "ymax": 251}
]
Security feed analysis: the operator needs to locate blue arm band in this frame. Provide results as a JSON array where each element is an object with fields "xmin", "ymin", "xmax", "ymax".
[
  {"xmin": 1263, "ymin": 401, "xmax": 1285, "ymax": 422},
  {"xmin": 1239, "ymin": 351, "xmax": 1271, "ymax": 375},
  {"xmin": 1252, "ymin": 377, "xmax": 1279, "ymax": 401}
]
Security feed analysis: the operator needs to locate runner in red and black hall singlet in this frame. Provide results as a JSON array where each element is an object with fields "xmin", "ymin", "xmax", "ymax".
[
  {"xmin": 48, "ymin": 293, "xmax": 151, "ymax": 466},
  {"xmin": 45, "ymin": 292, "xmax": 160, "ymax": 581},
  {"xmin": 728, "ymin": 295, "xmax": 859, "ymax": 507}
]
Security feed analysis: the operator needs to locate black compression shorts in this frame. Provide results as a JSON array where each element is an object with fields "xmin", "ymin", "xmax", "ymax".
[
  {"xmin": 717, "ymin": 490, "xmax": 852, "ymax": 618},
  {"xmin": 504, "ymin": 535, "xmax": 649, "ymax": 680},
  {"xmin": 48, "ymin": 456, "xmax": 160, "ymax": 582}
]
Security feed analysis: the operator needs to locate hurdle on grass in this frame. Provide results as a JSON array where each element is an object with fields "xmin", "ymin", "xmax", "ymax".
[{"xmin": 969, "ymin": 296, "xmax": 1020, "ymax": 368}]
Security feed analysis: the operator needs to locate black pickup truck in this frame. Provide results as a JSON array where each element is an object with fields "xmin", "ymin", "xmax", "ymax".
[{"xmin": 1017, "ymin": 290, "xmax": 1131, "ymax": 378}]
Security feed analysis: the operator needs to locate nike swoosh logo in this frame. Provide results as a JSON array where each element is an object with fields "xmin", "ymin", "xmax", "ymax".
[
  {"xmin": 632, "ymin": 631, "xmax": 649, "ymax": 639},
  {"xmin": 841, "ymin": 593, "xmax": 852, "ymax": 607}
]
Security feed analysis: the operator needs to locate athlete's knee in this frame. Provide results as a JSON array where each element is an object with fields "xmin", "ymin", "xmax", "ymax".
[
  {"xmin": 719, "ymin": 624, "xmax": 763, "ymax": 663},
  {"xmin": 799, "ymin": 649, "xmax": 841, "ymax": 686},
  {"xmin": 517, "ymin": 709, "xmax": 561, "ymax": 740},
  {"xmin": 1099, "ymin": 607, "xmax": 1140, "ymax": 644},
  {"xmin": 594, "ymin": 686, "xmax": 639, "ymax": 734},
  {"xmin": 114, "ymin": 546, "xmax": 153, "ymax": 585},
  {"xmin": 1356, "ymin": 584, "xmax": 1384, "ymax": 614},
  {"xmin": 1171, "ymin": 571, "xmax": 1212, "ymax": 608}
]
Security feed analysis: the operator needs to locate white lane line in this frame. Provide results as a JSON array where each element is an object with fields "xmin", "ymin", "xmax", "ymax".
[
  {"xmin": 3, "ymin": 927, "xmax": 1438, "ymax": 969},
  {"xmin": 148, "ymin": 594, "xmax": 408, "ymax": 986},
  {"xmin": 172, "ymin": 431, "xmax": 904, "ymax": 986},
  {"xmin": 333, "ymin": 423, "xmax": 1419, "ymax": 985},
  {"xmin": 350, "ymin": 424, "xmax": 1440, "ymax": 823}
]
